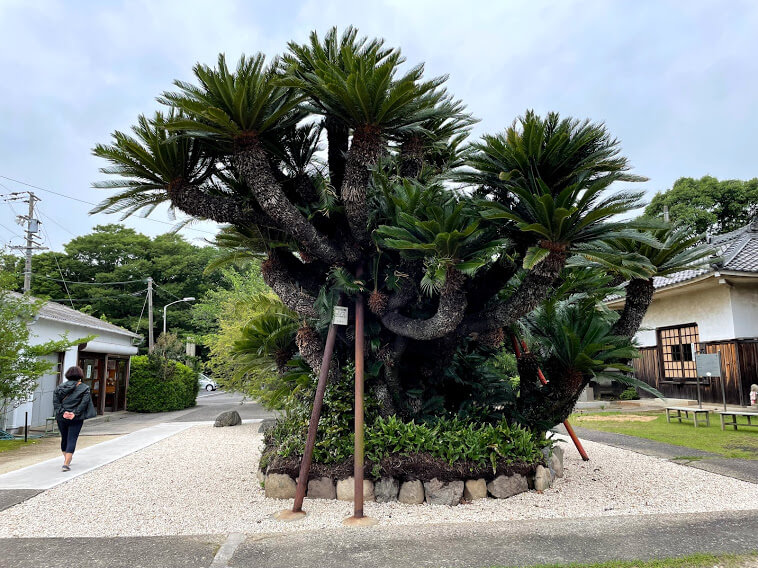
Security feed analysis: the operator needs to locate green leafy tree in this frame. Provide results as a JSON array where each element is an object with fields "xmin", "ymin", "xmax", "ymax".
[
  {"xmin": 2, "ymin": 225, "xmax": 225, "ymax": 344},
  {"xmin": 645, "ymin": 176, "xmax": 758, "ymax": 239},
  {"xmin": 92, "ymin": 28, "xmax": 689, "ymax": 430}
]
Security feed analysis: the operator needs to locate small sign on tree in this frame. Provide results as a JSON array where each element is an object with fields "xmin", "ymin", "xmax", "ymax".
[{"xmin": 332, "ymin": 306, "xmax": 349, "ymax": 326}]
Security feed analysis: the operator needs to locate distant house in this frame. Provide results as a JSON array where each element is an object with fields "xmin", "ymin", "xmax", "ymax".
[
  {"xmin": 606, "ymin": 217, "xmax": 758, "ymax": 406},
  {"xmin": 3, "ymin": 294, "xmax": 140, "ymax": 431}
]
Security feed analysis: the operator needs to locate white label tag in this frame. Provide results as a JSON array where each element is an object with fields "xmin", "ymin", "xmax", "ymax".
[{"xmin": 332, "ymin": 306, "xmax": 349, "ymax": 325}]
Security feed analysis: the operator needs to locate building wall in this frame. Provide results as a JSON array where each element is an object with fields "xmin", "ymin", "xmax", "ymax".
[
  {"xmin": 634, "ymin": 282, "xmax": 735, "ymax": 347},
  {"xmin": 3, "ymin": 318, "xmax": 135, "ymax": 430},
  {"xmin": 731, "ymin": 283, "xmax": 758, "ymax": 339}
]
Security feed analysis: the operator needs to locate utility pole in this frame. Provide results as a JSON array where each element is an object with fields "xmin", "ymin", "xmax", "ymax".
[
  {"xmin": 3, "ymin": 191, "xmax": 46, "ymax": 293},
  {"xmin": 147, "ymin": 277, "xmax": 154, "ymax": 353}
]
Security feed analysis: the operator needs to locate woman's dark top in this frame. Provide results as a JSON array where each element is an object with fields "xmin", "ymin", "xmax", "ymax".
[{"xmin": 53, "ymin": 380, "xmax": 92, "ymax": 420}]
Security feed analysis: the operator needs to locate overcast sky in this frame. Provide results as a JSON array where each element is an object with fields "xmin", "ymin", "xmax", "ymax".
[{"xmin": 1, "ymin": 0, "xmax": 756, "ymax": 254}]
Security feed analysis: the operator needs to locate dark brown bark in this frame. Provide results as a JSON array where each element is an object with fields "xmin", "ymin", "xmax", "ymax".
[
  {"xmin": 612, "ymin": 278, "xmax": 655, "ymax": 338},
  {"xmin": 341, "ymin": 127, "xmax": 383, "ymax": 249},
  {"xmin": 399, "ymin": 136, "xmax": 424, "ymax": 179},
  {"xmin": 325, "ymin": 116, "xmax": 349, "ymax": 193},
  {"xmin": 167, "ymin": 180, "xmax": 268, "ymax": 227},
  {"xmin": 234, "ymin": 139, "xmax": 344, "ymax": 265},
  {"xmin": 381, "ymin": 270, "xmax": 468, "ymax": 341},
  {"xmin": 461, "ymin": 250, "xmax": 566, "ymax": 335},
  {"xmin": 261, "ymin": 252, "xmax": 318, "ymax": 319},
  {"xmin": 465, "ymin": 258, "xmax": 518, "ymax": 313}
]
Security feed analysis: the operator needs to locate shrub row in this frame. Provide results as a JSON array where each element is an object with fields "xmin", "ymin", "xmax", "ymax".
[
  {"xmin": 126, "ymin": 355, "xmax": 199, "ymax": 412},
  {"xmin": 264, "ymin": 414, "xmax": 550, "ymax": 476}
]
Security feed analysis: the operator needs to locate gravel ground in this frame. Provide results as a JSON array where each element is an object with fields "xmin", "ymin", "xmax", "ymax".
[{"xmin": 1, "ymin": 423, "xmax": 757, "ymax": 538}]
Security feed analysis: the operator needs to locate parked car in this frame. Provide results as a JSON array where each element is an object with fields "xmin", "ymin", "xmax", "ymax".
[{"xmin": 198, "ymin": 374, "xmax": 218, "ymax": 391}]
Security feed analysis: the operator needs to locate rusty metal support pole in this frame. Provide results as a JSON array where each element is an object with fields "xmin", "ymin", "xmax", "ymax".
[
  {"xmin": 511, "ymin": 334, "xmax": 589, "ymax": 461},
  {"xmin": 291, "ymin": 320, "xmax": 339, "ymax": 514},
  {"xmin": 353, "ymin": 288, "xmax": 366, "ymax": 519}
]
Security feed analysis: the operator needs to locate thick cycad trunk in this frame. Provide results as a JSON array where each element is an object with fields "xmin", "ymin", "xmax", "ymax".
[
  {"xmin": 167, "ymin": 180, "xmax": 258, "ymax": 225},
  {"xmin": 612, "ymin": 278, "xmax": 655, "ymax": 338},
  {"xmin": 234, "ymin": 139, "xmax": 344, "ymax": 265},
  {"xmin": 341, "ymin": 127, "xmax": 383, "ymax": 250}
]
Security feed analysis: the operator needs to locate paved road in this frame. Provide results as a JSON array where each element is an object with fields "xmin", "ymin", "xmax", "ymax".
[
  {"xmin": 171, "ymin": 391, "xmax": 276, "ymax": 422},
  {"xmin": 2, "ymin": 510, "xmax": 757, "ymax": 568}
]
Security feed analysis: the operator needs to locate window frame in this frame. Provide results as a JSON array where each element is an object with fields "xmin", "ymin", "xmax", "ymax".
[{"xmin": 656, "ymin": 323, "xmax": 700, "ymax": 383}]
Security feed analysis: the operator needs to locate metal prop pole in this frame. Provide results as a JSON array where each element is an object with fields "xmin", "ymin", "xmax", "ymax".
[
  {"xmin": 511, "ymin": 334, "xmax": 589, "ymax": 461},
  {"xmin": 275, "ymin": 309, "xmax": 340, "ymax": 522},
  {"xmin": 344, "ymin": 269, "xmax": 377, "ymax": 526}
]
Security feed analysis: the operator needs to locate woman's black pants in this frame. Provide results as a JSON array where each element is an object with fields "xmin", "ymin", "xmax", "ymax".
[{"xmin": 57, "ymin": 418, "xmax": 84, "ymax": 453}]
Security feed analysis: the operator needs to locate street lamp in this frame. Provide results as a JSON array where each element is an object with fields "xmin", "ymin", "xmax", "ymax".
[{"xmin": 162, "ymin": 297, "xmax": 195, "ymax": 335}]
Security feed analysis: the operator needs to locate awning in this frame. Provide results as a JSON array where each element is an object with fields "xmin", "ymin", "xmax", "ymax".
[{"xmin": 78, "ymin": 340, "xmax": 138, "ymax": 356}]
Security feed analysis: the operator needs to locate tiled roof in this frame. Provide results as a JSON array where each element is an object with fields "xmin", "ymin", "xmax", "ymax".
[
  {"xmin": 606, "ymin": 218, "xmax": 758, "ymax": 303},
  {"xmin": 653, "ymin": 217, "xmax": 758, "ymax": 290},
  {"xmin": 8, "ymin": 292, "xmax": 140, "ymax": 338}
]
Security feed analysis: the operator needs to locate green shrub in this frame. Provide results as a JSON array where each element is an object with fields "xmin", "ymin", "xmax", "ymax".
[
  {"xmin": 267, "ymin": 413, "xmax": 549, "ymax": 474},
  {"xmin": 126, "ymin": 355, "xmax": 199, "ymax": 412},
  {"xmin": 619, "ymin": 387, "xmax": 640, "ymax": 400}
]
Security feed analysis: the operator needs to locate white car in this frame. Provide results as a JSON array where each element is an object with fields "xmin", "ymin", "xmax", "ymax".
[{"xmin": 198, "ymin": 374, "xmax": 218, "ymax": 391}]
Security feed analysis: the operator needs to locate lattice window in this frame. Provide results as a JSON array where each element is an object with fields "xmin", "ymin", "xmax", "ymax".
[
  {"xmin": 657, "ymin": 324, "xmax": 699, "ymax": 379},
  {"xmin": 55, "ymin": 352, "xmax": 65, "ymax": 384}
]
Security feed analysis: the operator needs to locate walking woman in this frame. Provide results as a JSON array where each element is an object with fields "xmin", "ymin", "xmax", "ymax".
[{"xmin": 53, "ymin": 366, "xmax": 97, "ymax": 472}]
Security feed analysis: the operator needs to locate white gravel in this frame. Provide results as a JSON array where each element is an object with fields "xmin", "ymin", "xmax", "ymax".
[{"xmin": 1, "ymin": 423, "xmax": 756, "ymax": 537}]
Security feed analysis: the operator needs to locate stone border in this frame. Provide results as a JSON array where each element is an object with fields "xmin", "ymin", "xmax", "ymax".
[{"xmin": 261, "ymin": 446, "xmax": 564, "ymax": 505}]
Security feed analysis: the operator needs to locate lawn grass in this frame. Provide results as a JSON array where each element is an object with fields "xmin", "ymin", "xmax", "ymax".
[
  {"xmin": 571, "ymin": 410, "xmax": 758, "ymax": 459},
  {"xmin": 0, "ymin": 439, "xmax": 38, "ymax": 454},
  {"xmin": 490, "ymin": 551, "xmax": 756, "ymax": 568}
]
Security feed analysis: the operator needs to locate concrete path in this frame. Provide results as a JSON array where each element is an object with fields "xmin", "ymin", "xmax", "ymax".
[
  {"xmin": 566, "ymin": 426, "xmax": 758, "ymax": 484},
  {"xmin": 2, "ymin": 510, "xmax": 757, "ymax": 568},
  {"xmin": 0, "ymin": 421, "xmax": 201, "ymax": 490}
]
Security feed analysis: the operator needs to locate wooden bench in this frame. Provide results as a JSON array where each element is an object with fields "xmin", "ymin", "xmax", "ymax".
[
  {"xmin": 665, "ymin": 406, "xmax": 710, "ymax": 427},
  {"xmin": 716, "ymin": 410, "xmax": 758, "ymax": 431}
]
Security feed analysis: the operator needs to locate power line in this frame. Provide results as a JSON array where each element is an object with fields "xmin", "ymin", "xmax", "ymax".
[
  {"xmin": 152, "ymin": 282, "xmax": 182, "ymax": 301},
  {"xmin": 36, "ymin": 206, "xmax": 78, "ymax": 238},
  {"xmin": 0, "ymin": 174, "xmax": 218, "ymax": 235},
  {"xmin": 32, "ymin": 274, "xmax": 148, "ymax": 286},
  {"xmin": 0, "ymin": 221, "xmax": 24, "ymax": 240},
  {"xmin": 39, "ymin": 227, "xmax": 74, "ymax": 308}
]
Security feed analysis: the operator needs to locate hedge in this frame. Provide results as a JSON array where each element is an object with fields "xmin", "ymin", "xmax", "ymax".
[{"xmin": 126, "ymin": 355, "xmax": 199, "ymax": 412}]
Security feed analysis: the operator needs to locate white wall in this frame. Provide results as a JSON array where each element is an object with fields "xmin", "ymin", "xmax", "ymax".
[
  {"xmin": 731, "ymin": 283, "xmax": 758, "ymax": 339},
  {"xmin": 3, "ymin": 318, "xmax": 135, "ymax": 430},
  {"xmin": 635, "ymin": 282, "xmax": 735, "ymax": 347}
]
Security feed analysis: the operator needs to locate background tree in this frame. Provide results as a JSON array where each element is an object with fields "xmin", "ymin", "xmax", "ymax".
[
  {"xmin": 645, "ymin": 176, "xmax": 758, "ymax": 239},
  {"xmin": 1, "ymin": 225, "xmax": 227, "ymax": 346},
  {"xmin": 92, "ymin": 28, "xmax": 703, "ymax": 431}
]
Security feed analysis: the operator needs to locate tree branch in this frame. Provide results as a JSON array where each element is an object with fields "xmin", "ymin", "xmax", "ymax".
[
  {"xmin": 611, "ymin": 278, "xmax": 655, "ymax": 338},
  {"xmin": 234, "ymin": 140, "xmax": 345, "ymax": 265},
  {"xmin": 261, "ymin": 251, "xmax": 319, "ymax": 319},
  {"xmin": 460, "ymin": 251, "xmax": 566, "ymax": 335},
  {"xmin": 381, "ymin": 270, "xmax": 467, "ymax": 341},
  {"xmin": 167, "ymin": 181, "xmax": 271, "ymax": 227}
]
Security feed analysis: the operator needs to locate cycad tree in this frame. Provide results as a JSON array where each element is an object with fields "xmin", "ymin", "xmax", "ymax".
[{"xmin": 94, "ymin": 28, "xmax": 675, "ymax": 428}]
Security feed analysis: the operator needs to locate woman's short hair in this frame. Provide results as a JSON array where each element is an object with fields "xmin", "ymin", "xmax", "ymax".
[{"xmin": 65, "ymin": 366, "xmax": 85, "ymax": 381}]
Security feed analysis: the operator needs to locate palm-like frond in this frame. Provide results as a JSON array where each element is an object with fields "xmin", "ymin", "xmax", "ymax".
[
  {"xmin": 91, "ymin": 111, "xmax": 212, "ymax": 218},
  {"xmin": 469, "ymin": 111, "xmax": 646, "ymax": 252},
  {"xmin": 204, "ymin": 225, "xmax": 292, "ymax": 274},
  {"xmin": 522, "ymin": 300, "xmax": 661, "ymax": 396},
  {"xmin": 284, "ymin": 28, "xmax": 448, "ymax": 137},
  {"xmin": 603, "ymin": 223, "xmax": 717, "ymax": 278},
  {"xmin": 160, "ymin": 53, "xmax": 305, "ymax": 148}
]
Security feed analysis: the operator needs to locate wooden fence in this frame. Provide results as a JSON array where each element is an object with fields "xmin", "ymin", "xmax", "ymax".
[{"xmin": 632, "ymin": 340, "xmax": 758, "ymax": 406}]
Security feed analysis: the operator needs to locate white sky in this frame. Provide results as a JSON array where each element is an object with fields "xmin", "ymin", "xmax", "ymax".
[{"xmin": 1, "ymin": 0, "xmax": 756, "ymax": 253}]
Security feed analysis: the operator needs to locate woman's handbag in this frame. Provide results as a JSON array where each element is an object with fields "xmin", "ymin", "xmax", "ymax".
[{"xmin": 84, "ymin": 398, "xmax": 97, "ymax": 420}]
